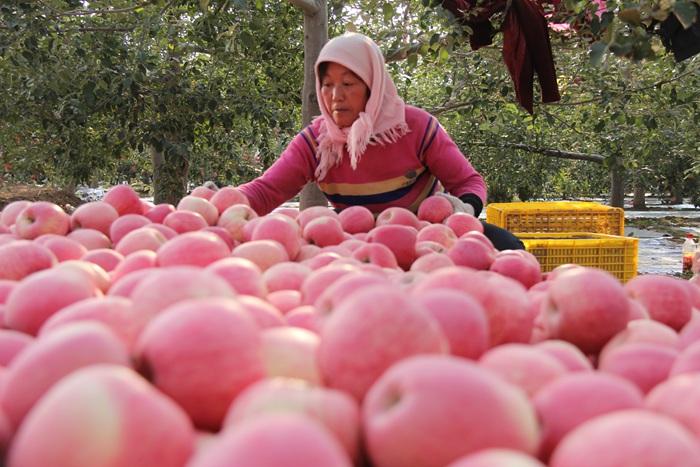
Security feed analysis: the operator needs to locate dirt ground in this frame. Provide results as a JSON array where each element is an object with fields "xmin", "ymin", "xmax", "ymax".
[{"xmin": 0, "ymin": 183, "xmax": 84, "ymax": 212}]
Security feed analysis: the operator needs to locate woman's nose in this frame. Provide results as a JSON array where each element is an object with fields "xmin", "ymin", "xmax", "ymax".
[{"xmin": 331, "ymin": 85, "xmax": 345, "ymax": 101}]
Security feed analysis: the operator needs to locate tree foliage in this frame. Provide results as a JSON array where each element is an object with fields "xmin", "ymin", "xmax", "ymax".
[{"xmin": 1, "ymin": 0, "xmax": 699, "ymax": 204}]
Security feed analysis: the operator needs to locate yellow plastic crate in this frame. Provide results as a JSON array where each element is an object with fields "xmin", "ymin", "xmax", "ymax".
[
  {"xmin": 486, "ymin": 201, "xmax": 624, "ymax": 236},
  {"xmin": 517, "ymin": 232, "xmax": 638, "ymax": 282}
]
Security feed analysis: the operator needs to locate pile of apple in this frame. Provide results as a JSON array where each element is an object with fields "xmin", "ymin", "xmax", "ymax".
[{"xmin": 2, "ymin": 183, "xmax": 700, "ymax": 467}]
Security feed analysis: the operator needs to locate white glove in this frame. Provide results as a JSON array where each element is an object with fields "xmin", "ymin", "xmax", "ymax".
[
  {"xmin": 202, "ymin": 181, "xmax": 219, "ymax": 191},
  {"xmin": 436, "ymin": 192, "xmax": 476, "ymax": 216}
]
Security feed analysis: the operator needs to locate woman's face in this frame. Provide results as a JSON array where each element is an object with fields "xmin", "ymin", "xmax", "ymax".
[{"xmin": 320, "ymin": 62, "xmax": 370, "ymax": 128}]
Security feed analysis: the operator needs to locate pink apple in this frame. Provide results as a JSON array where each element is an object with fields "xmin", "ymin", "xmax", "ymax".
[
  {"xmin": 235, "ymin": 295, "xmax": 285, "ymax": 329},
  {"xmin": 144, "ymin": 203, "xmax": 176, "ymax": 223},
  {"xmin": 188, "ymin": 413, "xmax": 351, "ymax": 467},
  {"xmin": 416, "ymin": 223, "xmax": 458, "ymax": 248},
  {"xmin": 135, "ymin": 297, "xmax": 264, "ymax": 430},
  {"xmin": 313, "ymin": 271, "xmax": 391, "ymax": 320},
  {"xmin": 209, "ymin": 186, "xmax": 250, "ymax": 214},
  {"xmin": 259, "ymin": 327, "xmax": 321, "ymax": 384},
  {"xmin": 338, "ymin": 205, "xmax": 375, "ymax": 234},
  {"xmin": 412, "ymin": 268, "xmax": 534, "ymax": 347},
  {"xmin": 128, "ymin": 266, "xmax": 234, "ymax": 316},
  {"xmin": 548, "ymin": 410, "xmax": 700, "ymax": 467},
  {"xmin": 0, "ymin": 329, "xmax": 33, "ymax": 366},
  {"xmin": 444, "ymin": 212, "xmax": 484, "ymax": 236},
  {"xmin": 4, "ymin": 267, "xmax": 102, "ymax": 335},
  {"xmin": 34, "ymin": 234, "xmax": 87, "ymax": 262},
  {"xmin": 39, "ymin": 296, "xmax": 146, "ymax": 351},
  {"xmin": 489, "ymin": 250, "xmax": 542, "ymax": 289},
  {"xmin": 217, "ymin": 203, "xmax": 258, "ymax": 242},
  {"xmin": 669, "ymin": 340, "xmax": 700, "ymax": 376},
  {"xmin": 415, "ymin": 240, "xmax": 448, "ymax": 256},
  {"xmin": 599, "ymin": 319, "xmax": 680, "ymax": 362},
  {"xmin": 69, "ymin": 201, "xmax": 119, "ymax": 236},
  {"xmin": 107, "ymin": 268, "xmax": 153, "ymax": 298},
  {"xmin": 680, "ymin": 316, "xmax": 700, "ymax": 348},
  {"xmin": 533, "ymin": 372, "xmax": 645, "ymax": 460},
  {"xmin": 224, "ymin": 378, "xmax": 360, "ymax": 460},
  {"xmin": 0, "ymin": 322, "xmax": 131, "ymax": 428},
  {"xmin": 202, "ymin": 225, "xmax": 235, "ymax": 250},
  {"xmin": 447, "ymin": 237, "xmax": 496, "ymax": 270},
  {"xmin": 598, "ymin": 343, "xmax": 679, "ymax": 394},
  {"xmin": 414, "ymin": 288, "xmax": 490, "ymax": 359},
  {"xmin": 300, "ymin": 264, "xmax": 359, "ymax": 306},
  {"xmin": 286, "ymin": 305, "xmax": 322, "ymax": 333},
  {"xmin": 114, "ymin": 226, "xmax": 167, "ymax": 256},
  {"xmin": 479, "ymin": 343, "xmax": 568, "ymax": 397},
  {"xmin": 103, "ymin": 184, "xmax": 144, "ymax": 216},
  {"xmin": 302, "ymin": 251, "xmax": 344, "ymax": 270},
  {"xmin": 206, "ymin": 257, "xmax": 267, "ymax": 297},
  {"xmin": 417, "ymin": 195, "xmax": 454, "ymax": 223},
  {"xmin": 67, "ymin": 228, "xmax": 112, "ymax": 250},
  {"xmin": 646, "ymin": 373, "xmax": 700, "ymax": 438},
  {"xmin": 625, "ymin": 275, "xmax": 693, "ymax": 331},
  {"xmin": 0, "ymin": 280, "xmax": 15, "ymax": 305},
  {"xmin": 109, "ymin": 250, "xmax": 157, "ymax": 283},
  {"xmin": 266, "ymin": 290, "xmax": 302, "ymax": 314},
  {"xmin": 534, "ymin": 340, "xmax": 593, "ymax": 372},
  {"xmin": 190, "ymin": 185, "xmax": 217, "ymax": 200},
  {"xmin": 81, "ymin": 247, "xmax": 124, "ymax": 272},
  {"xmin": 232, "ymin": 240, "xmax": 289, "ymax": 271},
  {"xmin": 55, "ymin": 259, "xmax": 111, "ymax": 293},
  {"xmin": 297, "ymin": 205, "xmax": 338, "ymax": 230},
  {"xmin": 108, "ymin": 214, "xmax": 151, "ymax": 244},
  {"xmin": 318, "ymin": 285, "xmax": 448, "ymax": 400},
  {"xmin": 163, "ymin": 209, "xmax": 207, "ymax": 234},
  {"xmin": 272, "ymin": 206, "xmax": 300, "ymax": 219},
  {"xmin": 14, "ymin": 201, "xmax": 70, "ymax": 239},
  {"xmin": 252, "ymin": 214, "xmax": 302, "ymax": 260},
  {"xmin": 363, "ymin": 355, "xmax": 540, "ymax": 467},
  {"xmin": 367, "ymin": 224, "xmax": 417, "ymax": 270},
  {"xmin": 541, "ymin": 267, "xmax": 630, "ymax": 354},
  {"xmin": 263, "ymin": 262, "xmax": 312, "ymax": 292},
  {"xmin": 177, "ymin": 195, "xmax": 219, "ymax": 226},
  {"xmin": 156, "ymin": 231, "xmax": 230, "ymax": 268},
  {"xmin": 410, "ymin": 252, "xmax": 455, "ymax": 273},
  {"xmin": 7, "ymin": 365, "xmax": 195, "ymax": 467},
  {"xmin": 351, "ymin": 242, "xmax": 399, "ymax": 269},
  {"xmin": 375, "ymin": 206, "xmax": 421, "ymax": 229},
  {"xmin": 303, "ymin": 216, "xmax": 345, "ymax": 247},
  {"xmin": 0, "ymin": 200, "xmax": 31, "ymax": 227},
  {"xmin": 447, "ymin": 450, "xmax": 545, "ymax": 467}
]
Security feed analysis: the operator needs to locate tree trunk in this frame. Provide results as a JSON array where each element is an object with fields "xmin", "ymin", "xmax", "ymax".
[
  {"xmin": 632, "ymin": 180, "xmax": 646, "ymax": 209},
  {"xmin": 299, "ymin": 0, "xmax": 329, "ymax": 210},
  {"xmin": 610, "ymin": 160, "xmax": 625, "ymax": 208},
  {"xmin": 671, "ymin": 182, "xmax": 684, "ymax": 205},
  {"xmin": 151, "ymin": 137, "xmax": 189, "ymax": 205}
]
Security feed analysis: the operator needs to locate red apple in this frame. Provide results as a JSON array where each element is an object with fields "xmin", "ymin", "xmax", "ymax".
[
  {"xmin": 363, "ymin": 355, "xmax": 540, "ymax": 467},
  {"xmin": 7, "ymin": 365, "xmax": 195, "ymax": 467},
  {"xmin": 15, "ymin": 202, "xmax": 70, "ymax": 239},
  {"xmin": 103, "ymin": 184, "xmax": 144, "ymax": 216},
  {"xmin": 338, "ymin": 205, "xmax": 375, "ymax": 234}
]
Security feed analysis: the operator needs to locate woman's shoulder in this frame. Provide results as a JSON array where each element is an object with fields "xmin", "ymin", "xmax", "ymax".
[{"xmin": 404, "ymin": 105, "xmax": 436, "ymax": 130}]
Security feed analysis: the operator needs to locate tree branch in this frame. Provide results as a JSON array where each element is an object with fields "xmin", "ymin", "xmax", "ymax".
[
  {"xmin": 56, "ymin": 2, "xmax": 156, "ymax": 17},
  {"xmin": 287, "ymin": 0, "xmax": 322, "ymax": 15},
  {"xmin": 472, "ymin": 142, "xmax": 606, "ymax": 163}
]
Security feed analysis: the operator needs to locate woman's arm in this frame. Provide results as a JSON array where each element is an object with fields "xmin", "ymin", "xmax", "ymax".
[
  {"xmin": 238, "ymin": 132, "xmax": 317, "ymax": 215},
  {"xmin": 421, "ymin": 119, "xmax": 488, "ymax": 216}
]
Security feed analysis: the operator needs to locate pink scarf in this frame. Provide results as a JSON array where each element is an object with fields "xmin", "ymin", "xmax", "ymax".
[{"xmin": 313, "ymin": 33, "xmax": 409, "ymax": 180}]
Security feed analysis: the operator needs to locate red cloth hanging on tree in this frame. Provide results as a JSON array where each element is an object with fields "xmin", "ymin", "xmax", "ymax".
[{"xmin": 442, "ymin": 0, "xmax": 561, "ymax": 113}]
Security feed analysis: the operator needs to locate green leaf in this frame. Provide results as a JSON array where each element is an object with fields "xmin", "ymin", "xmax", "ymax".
[
  {"xmin": 199, "ymin": 0, "xmax": 210, "ymax": 11},
  {"xmin": 589, "ymin": 41, "xmax": 608, "ymax": 66},
  {"xmin": 673, "ymin": 0, "xmax": 698, "ymax": 28},
  {"xmin": 618, "ymin": 8, "xmax": 642, "ymax": 25},
  {"xmin": 407, "ymin": 53, "xmax": 418, "ymax": 68},
  {"xmin": 383, "ymin": 3, "xmax": 394, "ymax": 23},
  {"xmin": 438, "ymin": 46, "xmax": 450, "ymax": 63}
]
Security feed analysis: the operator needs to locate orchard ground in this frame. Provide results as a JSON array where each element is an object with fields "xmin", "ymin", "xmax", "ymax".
[{"xmin": 0, "ymin": 182, "xmax": 697, "ymax": 278}]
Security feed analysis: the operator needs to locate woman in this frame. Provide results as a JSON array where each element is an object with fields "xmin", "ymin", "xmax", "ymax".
[{"xmin": 237, "ymin": 32, "xmax": 522, "ymax": 250}]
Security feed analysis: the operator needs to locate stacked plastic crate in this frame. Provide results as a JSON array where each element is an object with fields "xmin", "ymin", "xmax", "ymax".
[{"xmin": 486, "ymin": 201, "xmax": 638, "ymax": 281}]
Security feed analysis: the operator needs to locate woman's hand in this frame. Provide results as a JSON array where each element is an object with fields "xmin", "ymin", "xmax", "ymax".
[{"xmin": 436, "ymin": 192, "xmax": 476, "ymax": 217}]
